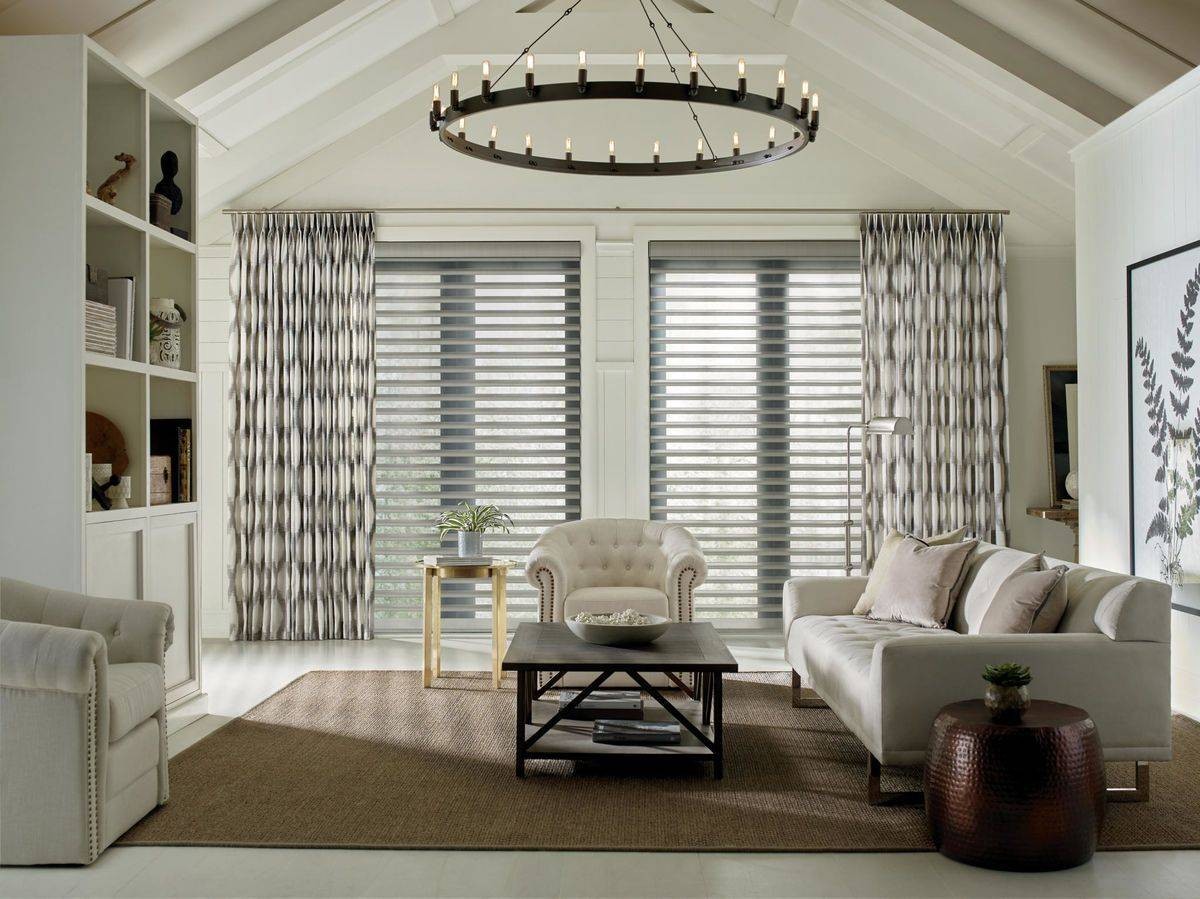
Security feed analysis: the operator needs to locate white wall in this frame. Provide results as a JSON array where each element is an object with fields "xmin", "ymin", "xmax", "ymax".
[{"xmin": 1072, "ymin": 67, "xmax": 1200, "ymax": 718}]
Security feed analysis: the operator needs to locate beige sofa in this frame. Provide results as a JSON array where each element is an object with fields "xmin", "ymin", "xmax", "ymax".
[
  {"xmin": 784, "ymin": 543, "xmax": 1172, "ymax": 804},
  {"xmin": 0, "ymin": 578, "xmax": 173, "ymax": 864}
]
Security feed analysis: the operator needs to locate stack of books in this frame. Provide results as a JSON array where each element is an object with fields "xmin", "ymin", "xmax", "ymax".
[
  {"xmin": 84, "ymin": 300, "xmax": 117, "ymax": 355},
  {"xmin": 107, "ymin": 277, "xmax": 135, "ymax": 360},
  {"xmin": 558, "ymin": 690, "xmax": 644, "ymax": 721},
  {"xmin": 422, "ymin": 555, "xmax": 492, "ymax": 566},
  {"xmin": 151, "ymin": 418, "xmax": 192, "ymax": 503},
  {"xmin": 592, "ymin": 719, "xmax": 681, "ymax": 745}
]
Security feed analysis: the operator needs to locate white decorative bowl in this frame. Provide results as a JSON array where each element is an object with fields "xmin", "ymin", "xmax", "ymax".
[{"xmin": 566, "ymin": 614, "xmax": 671, "ymax": 646}]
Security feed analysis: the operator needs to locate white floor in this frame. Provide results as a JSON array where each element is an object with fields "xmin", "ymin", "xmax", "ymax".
[{"xmin": 3, "ymin": 635, "xmax": 1197, "ymax": 899}]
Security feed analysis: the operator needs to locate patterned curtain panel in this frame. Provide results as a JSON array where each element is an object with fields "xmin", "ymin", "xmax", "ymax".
[
  {"xmin": 230, "ymin": 212, "xmax": 376, "ymax": 640},
  {"xmin": 859, "ymin": 212, "xmax": 1008, "ymax": 568}
]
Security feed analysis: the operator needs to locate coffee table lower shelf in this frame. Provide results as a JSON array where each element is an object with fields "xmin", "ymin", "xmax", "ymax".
[{"xmin": 522, "ymin": 698, "xmax": 717, "ymax": 761}]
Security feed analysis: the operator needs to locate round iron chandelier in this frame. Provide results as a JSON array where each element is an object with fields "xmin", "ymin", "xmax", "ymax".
[{"xmin": 428, "ymin": 0, "xmax": 821, "ymax": 176}]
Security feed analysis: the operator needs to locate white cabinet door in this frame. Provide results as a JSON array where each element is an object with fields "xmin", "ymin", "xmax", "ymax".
[
  {"xmin": 148, "ymin": 512, "xmax": 197, "ymax": 693},
  {"xmin": 85, "ymin": 518, "xmax": 145, "ymax": 600}
]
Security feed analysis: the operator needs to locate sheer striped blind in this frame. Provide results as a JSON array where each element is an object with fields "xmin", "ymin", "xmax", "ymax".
[
  {"xmin": 374, "ymin": 242, "xmax": 582, "ymax": 631},
  {"xmin": 649, "ymin": 241, "xmax": 863, "ymax": 624}
]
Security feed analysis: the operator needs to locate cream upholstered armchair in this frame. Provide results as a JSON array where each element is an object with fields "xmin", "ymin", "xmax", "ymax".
[
  {"xmin": 0, "ymin": 578, "xmax": 173, "ymax": 865},
  {"xmin": 526, "ymin": 519, "xmax": 707, "ymax": 624}
]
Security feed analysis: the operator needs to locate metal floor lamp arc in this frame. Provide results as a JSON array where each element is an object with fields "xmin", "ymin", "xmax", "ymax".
[{"xmin": 845, "ymin": 416, "xmax": 914, "ymax": 576}]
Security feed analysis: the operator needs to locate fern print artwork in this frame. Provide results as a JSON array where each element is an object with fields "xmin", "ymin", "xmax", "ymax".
[{"xmin": 1130, "ymin": 244, "xmax": 1200, "ymax": 585}]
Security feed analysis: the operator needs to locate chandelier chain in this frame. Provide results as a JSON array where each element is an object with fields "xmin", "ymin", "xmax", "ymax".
[
  {"xmin": 646, "ymin": 0, "xmax": 718, "ymax": 88},
  {"xmin": 637, "ymin": 0, "xmax": 715, "ymax": 159},
  {"xmin": 492, "ymin": 0, "xmax": 587, "ymax": 90}
]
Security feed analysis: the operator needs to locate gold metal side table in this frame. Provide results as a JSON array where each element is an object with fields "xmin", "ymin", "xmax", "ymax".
[{"xmin": 416, "ymin": 559, "xmax": 512, "ymax": 688}]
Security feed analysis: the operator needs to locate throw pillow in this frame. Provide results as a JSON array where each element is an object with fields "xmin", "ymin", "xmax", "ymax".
[
  {"xmin": 867, "ymin": 536, "xmax": 979, "ymax": 629},
  {"xmin": 853, "ymin": 526, "xmax": 969, "ymax": 616},
  {"xmin": 978, "ymin": 565, "xmax": 1071, "ymax": 635}
]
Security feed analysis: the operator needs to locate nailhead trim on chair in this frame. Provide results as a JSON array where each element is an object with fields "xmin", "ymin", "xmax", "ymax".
[
  {"xmin": 158, "ymin": 621, "xmax": 170, "ymax": 804},
  {"xmin": 85, "ymin": 676, "xmax": 99, "ymax": 863}
]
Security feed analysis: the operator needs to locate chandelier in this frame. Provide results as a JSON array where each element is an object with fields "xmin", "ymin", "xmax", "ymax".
[{"xmin": 428, "ymin": 0, "xmax": 821, "ymax": 176}]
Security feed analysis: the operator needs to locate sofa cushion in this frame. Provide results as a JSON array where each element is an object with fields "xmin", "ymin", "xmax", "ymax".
[
  {"xmin": 563, "ymin": 587, "xmax": 669, "ymax": 620},
  {"xmin": 950, "ymin": 545, "xmax": 1042, "ymax": 634},
  {"xmin": 853, "ymin": 527, "xmax": 968, "ymax": 615},
  {"xmin": 108, "ymin": 662, "xmax": 163, "ymax": 742},
  {"xmin": 867, "ymin": 538, "xmax": 977, "ymax": 628},
  {"xmin": 788, "ymin": 615, "xmax": 954, "ymax": 747},
  {"xmin": 978, "ymin": 566, "xmax": 1069, "ymax": 634}
]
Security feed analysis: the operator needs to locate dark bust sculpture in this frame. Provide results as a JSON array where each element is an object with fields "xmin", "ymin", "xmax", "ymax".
[{"xmin": 154, "ymin": 150, "xmax": 183, "ymax": 215}]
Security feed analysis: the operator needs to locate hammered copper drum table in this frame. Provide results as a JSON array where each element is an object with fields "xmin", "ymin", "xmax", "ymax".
[{"xmin": 925, "ymin": 700, "xmax": 1106, "ymax": 871}]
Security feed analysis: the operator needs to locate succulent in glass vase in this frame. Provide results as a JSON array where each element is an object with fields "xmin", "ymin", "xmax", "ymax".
[
  {"xmin": 435, "ymin": 502, "xmax": 513, "ymax": 558},
  {"xmin": 982, "ymin": 662, "xmax": 1032, "ymax": 724}
]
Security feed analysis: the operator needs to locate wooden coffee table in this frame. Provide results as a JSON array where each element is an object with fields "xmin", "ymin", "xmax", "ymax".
[{"xmin": 501, "ymin": 622, "xmax": 739, "ymax": 779}]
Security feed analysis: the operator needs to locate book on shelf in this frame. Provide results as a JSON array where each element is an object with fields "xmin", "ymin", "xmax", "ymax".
[
  {"xmin": 84, "ymin": 300, "xmax": 117, "ymax": 355},
  {"xmin": 106, "ymin": 276, "xmax": 135, "ymax": 360},
  {"xmin": 559, "ymin": 690, "xmax": 644, "ymax": 721},
  {"xmin": 592, "ymin": 719, "xmax": 682, "ymax": 745},
  {"xmin": 422, "ymin": 555, "xmax": 493, "ymax": 567},
  {"xmin": 150, "ymin": 418, "xmax": 192, "ymax": 504}
]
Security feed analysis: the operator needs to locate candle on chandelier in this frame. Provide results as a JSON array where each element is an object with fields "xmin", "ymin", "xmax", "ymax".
[
  {"xmin": 810, "ymin": 92, "xmax": 820, "ymax": 133},
  {"xmin": 565, "ymin": 136, "xmax": 572, "ymax": 163},
  {"xmin": 775, "ymin": 68, "xmax": 785, "ymax": 108},
  {"xmin": 488, "ymin": 124, "xmax": 497, "ymax": 149},
  {"xmin": 456, "ymin": 119, "xmax": 465, "ymax": 140},
  {"xmin": 525, "ymin": 133, "xmax": 533, "ymax": 156},
  {"xmin": 481, "ymin": 59, "xmax": 492, "ymax": 101},
  {"xmin": 578, "ymin": 50, "xmax": 588, "ymax": 92},
  {"xmin": 430, "ymin": 84, "xmax": 441, "ymax": 129},
  {"xmin": 688, "ymin": 51, "xmax": 699, "ymax": 94},
  {"xmin": 732, "ymin": 131, "xmax": 740, "ymax": 156},
  {"xmin": 450, "ymin": 71, "xmax": 460, "ymax": 108},
  {"xmin": 653, "ymin": 139, "xmax": 660, "ymax": 164},
  {"xmin": 525, "ymin": 54, "xmax": 535, "ymax": 92},
  {"xmin": 736, "ymin": 57, "xmax": 746, "ymax": 100},
  {"xmin": 635, "ymin": 48, "xmax": 646, "ymax": 91},
  {"xmin": 768, "ymin": 125, "xmax": 776, "ymax": 149},
  {"xmin": 608, "ymin": 139, "xmax": 616, "ymax": 164},
  {"xmin": 800, "ymin": 79, "xmax": 810, "ymax": 117},
  {"xmin": 696, "ymin": 136, "xmax": 704, "ymax": 161}
]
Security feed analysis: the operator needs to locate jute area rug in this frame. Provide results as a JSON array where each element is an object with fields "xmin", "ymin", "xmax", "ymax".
[{"xmin": 121, "ymin": 671, "xmax": 1200, "ymax": 852}]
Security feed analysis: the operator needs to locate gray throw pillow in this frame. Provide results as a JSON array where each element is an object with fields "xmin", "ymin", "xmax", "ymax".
[
  {"xmin": 867, "ymin": 536, "xmax": 979, "ymax": 629},
  {"xmin": 978, "ymin": 565, "xmax": 1070, "ymax": 635}
]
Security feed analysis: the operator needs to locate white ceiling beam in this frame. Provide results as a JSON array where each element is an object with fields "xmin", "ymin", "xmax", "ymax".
[
  {"xmin": 429, "ymin": 0, "xmax": 457, "ymax": 25},
  {"xmin": 150, "ymin": 0, "xmax": 388, "ymax": 110},
  {"xmin": 706, "ymin": 0, "xmax": 1076, "ymax": 242}
]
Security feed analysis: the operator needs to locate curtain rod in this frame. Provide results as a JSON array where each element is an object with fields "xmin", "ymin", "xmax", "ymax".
[{"xmin": 221, "ymin": 206, "xmax": 1010, "ymax": 215}]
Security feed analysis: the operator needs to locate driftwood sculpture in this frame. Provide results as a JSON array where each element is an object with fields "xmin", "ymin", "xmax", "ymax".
[{"xmin": 96, "ymin": 153, "xmax": 136, "ymax": 205}]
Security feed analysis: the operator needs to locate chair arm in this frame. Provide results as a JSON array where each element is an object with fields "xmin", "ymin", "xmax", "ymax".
[
  {"xmin": 782, "ymin": 577, "xmax": 866, "ymax": 637},
  {"xmin": 105, "ymin": 598, "xmax": 174, "ymax": 666},
  {"xmin": 869, "ymin": 633, "xmax": 1172, "ymax": 763},
  {"xmin": 525, "ymin": 542, "xmax": 574, "ymax": 621},
  {"xmin": 0, "ymin": 619, "xmax": 107, "ymax": 694},
  {"xmin": 659, "ymin": 527, "xmax": 706, "ymax": 622}
]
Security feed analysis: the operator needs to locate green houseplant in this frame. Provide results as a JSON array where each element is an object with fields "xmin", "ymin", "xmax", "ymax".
[
  {"xmin": 982, "ymin": 662, "xmax": 1032, "ymax": 723},
  {"xmin": 436, "ymin": 503, "xmax": 513, "ymax": 558}
]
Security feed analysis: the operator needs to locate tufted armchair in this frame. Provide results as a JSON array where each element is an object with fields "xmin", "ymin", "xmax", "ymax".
[
  {"xmin": 525, "ymin": 519, "xmax": 707, "ymax": 624},
  {"xmin": 0, "ymin": 578, "xmax": 173, "ymax": 865}
]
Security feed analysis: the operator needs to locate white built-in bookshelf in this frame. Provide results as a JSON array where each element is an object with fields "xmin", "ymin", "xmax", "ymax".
[{"xmin": 0, "ymin": 36, "xmax": 203, "ymax": 710}]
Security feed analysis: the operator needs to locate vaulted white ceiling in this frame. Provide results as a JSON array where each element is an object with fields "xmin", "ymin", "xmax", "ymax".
[{"xmin": 2, "ymin": 0, "xmax": 1195, "ymax": 246}]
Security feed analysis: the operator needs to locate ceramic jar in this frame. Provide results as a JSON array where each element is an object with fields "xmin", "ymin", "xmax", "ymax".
[{"xmin": 150, "ymin": 297, "xmax": 186, "ymax": 369}]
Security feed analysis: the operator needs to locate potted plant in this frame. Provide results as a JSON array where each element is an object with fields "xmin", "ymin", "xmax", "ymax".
[
  {"xmin": 436, "ymin": 502, "xmax": 513, "ymax": 558},
  {"xmin": 982, "ymin": 662, "xmax": 1032, "ymax": 724}
]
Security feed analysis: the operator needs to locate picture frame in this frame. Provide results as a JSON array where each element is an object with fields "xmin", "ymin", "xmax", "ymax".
[
  {"xmin": 1127, "ymin": 237, "xmax": 1200, "ymax": 590},
  {"xmin": 1042, "ymin": 364, "xmax": 1078, "ymax": 507}
]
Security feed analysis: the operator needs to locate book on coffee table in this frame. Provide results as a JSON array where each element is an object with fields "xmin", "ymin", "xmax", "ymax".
[
  {"xmin": 559, "ymin": 690, "xmax": 644, "ymax": 721},
  {"xmin": 592, "ymin": 719, "xmax": 681, "ymax": 745},
  {"xmin": 422, "ymin": 555, "xmax": 493, "ymax": 566}
]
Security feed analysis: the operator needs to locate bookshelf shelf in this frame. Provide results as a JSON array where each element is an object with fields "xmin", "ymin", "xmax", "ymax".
[
  {"xmin": 87, "ymin": 505, "xmax": 150, "ymax": 524},
  {"xmin": 149, "ymin": 502, "xmax": 198, "ymax": 517},
  {"xmin": 85, "ymin": 352, "xmax": 145, "ymax": 375},
  {"xmin": 148, "ymin": 365, "xmax": 198, "ymax": 383},
  {"xmin": 148, "ymin": 224, "xmax": 197, "ymax": 254},
  {"xmin": 85, "ymin": 193, "xmax": 146, "ymax": 234}
]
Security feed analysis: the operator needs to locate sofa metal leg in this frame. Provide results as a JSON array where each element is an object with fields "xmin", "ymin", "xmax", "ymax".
[
  {"xmin": 790, "ymin": 671, "xmax": 829, "ymax": 709},
  {"xmin": 1107, "ymin": 761, "xmax": 1150, "ymax": 803},
  {"xmin": 867, "ymin": 754, "xmax": 924, "ymax": 807}
]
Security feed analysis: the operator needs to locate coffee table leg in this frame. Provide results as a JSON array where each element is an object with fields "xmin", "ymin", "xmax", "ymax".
[
  {"xmin": 701, "ymin": 671, "xmax": 711, "ymax": 726},
  {"xmin": 422, "ymin": 568, "xmax": 435, "ymax": 688},
  {"xmin": 516, "ymin": 669, "xmax": 527, "ymax": 778},
  {"xmin": 713, "ymin": 673, "xmax": 724, "ymax": 780}
]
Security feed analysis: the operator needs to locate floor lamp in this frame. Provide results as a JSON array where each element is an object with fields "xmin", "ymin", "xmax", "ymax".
[{"xmin": 844, "ymin": 416, "xmax": 914, "ymax": 576}]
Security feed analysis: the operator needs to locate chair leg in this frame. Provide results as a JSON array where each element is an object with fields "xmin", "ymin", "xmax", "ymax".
[
  {"xmin": 1107, "ymin": 761, "xmax": 1150, "ymax": 802},
  {"xmin": 866, "ymin": 754, "xmax": 924, "ymax": 807}
]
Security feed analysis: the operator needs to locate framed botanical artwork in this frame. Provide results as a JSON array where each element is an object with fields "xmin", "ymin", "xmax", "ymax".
[{"xmin": 1127, "ymin": 238, "xmax": 1200, "ymax": 594}]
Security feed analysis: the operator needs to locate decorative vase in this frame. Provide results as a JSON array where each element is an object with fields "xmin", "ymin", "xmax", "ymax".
[
  {"xmin": 984, "ymin": 684, "xmax": 1030, "ymax": 724},
  {"xmin": 1065, "ymin": 470, "xmax": 1079, "ymax": 500},
  {"xmin": 149, "ymin": 297, "xmax": 186, "ymax": 369},
  {"xmin": 457, "ymin": 530, "xmax": 483, "ymax": 558}
]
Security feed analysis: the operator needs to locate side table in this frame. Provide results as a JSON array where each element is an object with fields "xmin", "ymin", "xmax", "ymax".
[
  {"xmin": 417, "ymin": 559, "xmax": 511, "ymax": 689},
  {"xmin": 925, "ymin": 699, "xmax": 1106, "ymax": 871}
]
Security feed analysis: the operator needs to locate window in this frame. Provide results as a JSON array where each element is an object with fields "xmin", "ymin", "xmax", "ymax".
[
  {"xmin": 649, "ymin": 241, "xmax": 862, "ymax": 625},
  {"xmin": 374, "ymin": 242, "xmax": 581, "ymax": 631}
]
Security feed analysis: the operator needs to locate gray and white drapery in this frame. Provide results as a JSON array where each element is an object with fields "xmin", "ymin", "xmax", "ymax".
[
  {"xmin": 859, "ymin": 212, "xmax": 1008, "ymax": 569},
  {"xmin": 230, "ymin": 212, "xmax": 376, "ymax": 640}
]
